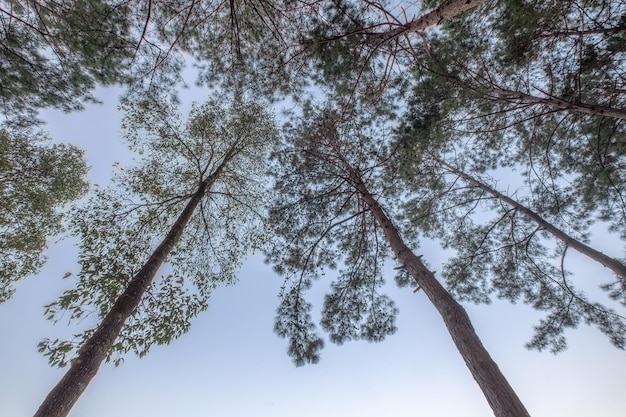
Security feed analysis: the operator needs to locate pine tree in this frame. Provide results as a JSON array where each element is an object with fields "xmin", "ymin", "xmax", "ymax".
[
  {"xmin": 1, "ymin": 0, "xmax": 135, "ymax": 124},
  {"xmin": 389, "ymin": 147, "xmax": 626, "ymax": 352},
  {"xmin": 389, "ymin": 0, "xmax": 626, "ymax": 345},
  {"xmin": 266, "ymin": 98, "xmax": 531, "ymax": 417},
  {"xmin": 35, "ymin": 95, "xmax": 278, "ymax": 417},
  {"xmin": 432, "ymin": 154, "xmax": 626, "ymax": 280},
  {"xmin": 1, "ymin": 0, "xmax": 488, "ymax": 124},
  {"xmin": 396, "ymin": 0, "xmax": 626, "ymax": 242}
]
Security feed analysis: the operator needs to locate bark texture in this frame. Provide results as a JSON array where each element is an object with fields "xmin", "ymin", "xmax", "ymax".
[
  {"xmin": 33, "ymin": 178, "xmax": 213, "ymax": 417},
  {"xmin": 379, "ymin": 0, "xmax": 487, "ymax": 40},
  {"xmin": 346, "ymin": 167, "xmax": 531, "ymax": 417},
  {"xmin": 434, "ymin": 155, "xmax": 626, "ymax": 280}
]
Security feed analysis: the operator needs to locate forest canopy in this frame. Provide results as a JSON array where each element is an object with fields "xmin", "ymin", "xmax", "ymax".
[{"xmin": 2, "ymin": 1, "xmax": 625, "ymax": 417}]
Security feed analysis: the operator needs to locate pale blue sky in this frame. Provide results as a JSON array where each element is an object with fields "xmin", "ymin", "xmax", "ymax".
[{"xmin": 1, "ymin": 86, "xmax": 626, "ymax": 417}]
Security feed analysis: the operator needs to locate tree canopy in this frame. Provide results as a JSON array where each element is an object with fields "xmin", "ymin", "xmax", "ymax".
[
  {"xmin": 390, "ymin": 0, "xmax": 626, "ymax": 351},
  {"xmin": 0, "ymin": 128, "xmax": 88, "ymax": 302},
  {"xmin": 34, "ymin": 95, "xmax": 278, "ymax": 417},
  {"xmin": 3, "ymin": 0, "xmax": 626, "ymax": 415},
  {"xmin": 40, "ymin": 95, "xmax": 278, "ymax": 366},
  {"xmin": 0, "ymin": 0, "xmax": 487, "ymax": 124},
  {"xmin": 266, "ymin": 98, "xmax": 533, "ymax": 417}
]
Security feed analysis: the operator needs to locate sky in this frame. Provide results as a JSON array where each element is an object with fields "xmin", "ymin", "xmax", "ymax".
[{"xmin": 2, "ymin": 86, "xmax": 626, "ymax": 417}]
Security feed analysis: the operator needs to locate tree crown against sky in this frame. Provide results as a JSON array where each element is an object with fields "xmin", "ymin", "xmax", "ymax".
[
  {"xmin": 1, "ymin": 0, "xmax": 619, "ymax": 370},
  {"xmin": 267, "ymin": 98, "xmax": 400, "ymax": 365},
  {"xmin": 0, "ymin": 0, "xmax": 488, "ymax": 125},
  {"xmin": 1, "ymin": 0, "xmax": 622, "ymax": 363},
  {"xmin": 396, "ymin": 0, "xmax": 626, "ymax": 217},
  {"xmin": 388, "ymin": 0, "xmax": 626, "ymax": 344},
  {"xmin": 38, "ymin": 95, "xmax": 279, "ymax": 368},
  {"xmin": 2, "ymin": 0, "xmax": 626, "ymax": 415},
  {"xmin": 265, "ymin": 97, "xmax": 538, "ymax": 417},
  {"xmin": 268, "ymin": 95, "xmax": 626, "ymax": 361},
  {"xmin": 16, "ymin": 0, "xmax": 625, "ymax": 125},
  {"xmin": 1, "ymin": 0, "xmax": 137, "ymax": 125}
]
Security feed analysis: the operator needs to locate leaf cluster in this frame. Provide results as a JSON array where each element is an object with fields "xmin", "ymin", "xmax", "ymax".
[
  {"xmin": 1, "ymin": 0, "xmax": 137, "ymax": 124},
  {"xmin": 0, "ymin": 128, "xmax": 88, "ymax": 302}
]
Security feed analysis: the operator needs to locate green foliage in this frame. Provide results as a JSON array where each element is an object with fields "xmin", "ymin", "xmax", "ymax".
[
  {"xmin": 187, "ymin": 0, "xmax": 403, "ymax": 99},
  {"xmin": 0, "ymin": 128, "xmax": 88, "ymax": 302},
  {"xmin": 397, "ymin": 36, "xmax": 626, "ymax": 344},
  {"xmin": 266, "ymin": 98, "xmax": 400, "ymax": 365},
  {"xmin": 0, "ymin": 0, "xmax": 230, "ymax": 124},
  {"xmin": 391, "ymin": 147, "xmax": 626, "ymax": 351},
  {"xmin": 0, "ymin": 0, "xmax": 135, "ymax": 124},
  {"xmin": 8, "ymin": 0, "xmax": 624, "ymax": 370},
  {"xmin": 382, "ymin": 0, "xmax": 626, "ymax": 353},
  {"xmin": 39, "ymin": 95, "xmax": 279, "ymax": 367},
  {"xmin": 274, "ymin": 286, "xmax": 325, "ymax": 366},
  {"xmin": 299, "ymin": 0, "xmax": 378, "ymax": 94},
  {"xmin": 0, "ymin": 0, "xmax": 429, "ymax": 123}
]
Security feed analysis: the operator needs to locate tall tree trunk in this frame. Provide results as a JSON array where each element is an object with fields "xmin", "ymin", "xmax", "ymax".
[
  {"xmin": 377, "ymin": 0, "xmax": 487, "ymax": 40},
  {"xmin": 34, "ymin": 179, "xmax": 213, "ymax": 417},
  {"xmin": 433, "ymin": 155, "xmax": 626, "ymax": 279},
  {"xmin": 346, "ymin": 167, "xmax": 531, "ymax": 417},
  {"xmin": 489, "ymin": 87, "xmax": 626, "ymax": 121}
]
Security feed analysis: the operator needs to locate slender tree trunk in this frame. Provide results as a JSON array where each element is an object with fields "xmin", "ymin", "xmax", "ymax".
[
  {"xmin": 489, "ymin": 87, "xmax": 626, "ymax": 121},
  {"xmin": 346, "ymin": 167, "xmax": 531, "ymax": 417},
  {"xmin": 34, "ymin": 179, "xmax": 213, "ymax": 417},
  {"xmin": 433, "ymin": 155, "xmax": 626, "ymax": 279},
  {"xmin": 377, "ymin": 0, "xmax": 487, "ymax": 40},
  {"xmin": 538, "ymin": 25, "xmax": 626, "ymax": 38}
]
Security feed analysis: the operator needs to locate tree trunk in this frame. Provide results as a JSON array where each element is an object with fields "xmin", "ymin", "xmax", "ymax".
[
  {"xmin": 433, "ymin": 155, "xmax": 626, "ymax": 280},
  {"xmin": 377, "ymin": 0, "xmax": 487, "ymax": 40},
  {"xmin": 34, "ymin": 179, "xmax": 212, "ymax": 417},
  {"xmin": 489, "ymin": 87, "xmax": 626, "ymax": 121},
  {"xmin": 347, "ymin": 168, "xmax": 531, "ymax": 417}
]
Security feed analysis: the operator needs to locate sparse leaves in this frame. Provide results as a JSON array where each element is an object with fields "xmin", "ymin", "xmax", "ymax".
[{"xmin": 41, "ymin": 95, "xmax": 278, "ymax": 366}]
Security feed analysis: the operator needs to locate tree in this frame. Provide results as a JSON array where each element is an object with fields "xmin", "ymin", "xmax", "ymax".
[
  {"xmin": 34, "ymin": 95, "xmax": 278, "ymax": 417},
  {"xmin": 1, "ymin": 0, "xmax": 136, "ymax": 124},
  {"xmin": 266, "ymin": 99, "xmax": 530, "ymax": 417},
  {"xmin": 0, "ymin": 127, "xmax": 88, "ymax": 302},
  {"xmin": 388, "ymin": 0, "xmax": 626, "ymax": 349},
  {"xmin": 388, "ymin": 146, "xmax": 626, "ymax": 352},
  {"xmin": 373, "ymin": 0, "xmax": 486, "ymax": 40},
  {"xmin": 271, "ymin": 0, "xmax": 487, "ymax": 97},
  {"xmin": 396, "ymin": 0, "xmax": 626, "ymax": 242},
  {"xmin": 1, "ymin": 0, "xmax": 488, "ymax": 125},
  {"xmin": 0, "ymin": 0, "xmax": 254, "ymax": 124},
  {"xmin": 431, "ymin": 154, "xmax": 626, "ymax": 280}
]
